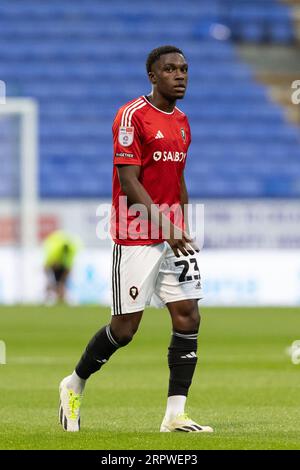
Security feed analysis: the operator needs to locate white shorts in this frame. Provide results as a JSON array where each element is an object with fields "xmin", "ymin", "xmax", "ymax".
[{"xmin": 111, "ymin": 241, "xmax": 203, "ymax": 315}]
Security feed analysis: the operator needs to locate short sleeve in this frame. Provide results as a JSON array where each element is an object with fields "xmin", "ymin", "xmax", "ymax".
[{"xmin": 112, "ymin": 108, "xmax": 143, "ymax": 166}]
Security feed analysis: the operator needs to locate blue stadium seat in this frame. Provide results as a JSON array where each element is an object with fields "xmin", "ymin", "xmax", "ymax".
[{"xmin": 0, "ymin": 0, "xmax": 298, "ymax": 198}]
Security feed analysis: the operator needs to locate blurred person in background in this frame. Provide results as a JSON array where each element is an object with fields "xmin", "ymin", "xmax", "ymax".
[{"xmin": 44, "ymin": 230, "xmax": 81, "ymax": 304}]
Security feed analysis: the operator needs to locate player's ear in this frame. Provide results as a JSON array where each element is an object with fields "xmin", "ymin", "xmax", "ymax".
[{"xmin": 148, "ymin": 71, "xmax": 157, "ymax": 85}]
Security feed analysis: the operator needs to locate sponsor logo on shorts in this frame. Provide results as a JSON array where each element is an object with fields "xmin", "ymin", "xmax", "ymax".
[
  {"xmin": 195, "ymin": 281, "xmax": 201, "ymax": 289},
  {"xmin": 129, "ymin": 286, "xmax": 139, "ymax": 300}
]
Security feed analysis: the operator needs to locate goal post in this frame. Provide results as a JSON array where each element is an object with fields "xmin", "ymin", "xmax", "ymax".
[
  {"xmin": 0, "ymin": 98, "xmax": 39, "ymax": 249},
  {"xmin": 0, "ymin": 98, "xmax": 39, "ymax": 302}
]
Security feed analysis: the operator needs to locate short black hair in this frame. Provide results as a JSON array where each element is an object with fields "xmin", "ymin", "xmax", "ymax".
[{"xmin": 146, "ymin": 45, "xmax": 185, "ymax": 73}]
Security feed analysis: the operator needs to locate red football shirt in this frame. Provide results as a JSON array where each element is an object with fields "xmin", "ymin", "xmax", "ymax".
[{"xmin": 111, "ymin": 95, "xmax": 191, "ymax": 245}]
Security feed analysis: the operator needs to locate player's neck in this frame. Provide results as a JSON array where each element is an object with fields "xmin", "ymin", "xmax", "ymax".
[{"xmin": 146, "ymin": 93, "xmax": 176, "ymax": 113}]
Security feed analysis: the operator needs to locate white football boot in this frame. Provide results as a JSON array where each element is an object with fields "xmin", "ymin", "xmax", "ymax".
[
  {"xmin": 59, "ymin": 376, "xmax": 82, "ymax": 432},
  {"xmin": 160, "ymin": 413, "xmax": 213, "ymax": 433}
]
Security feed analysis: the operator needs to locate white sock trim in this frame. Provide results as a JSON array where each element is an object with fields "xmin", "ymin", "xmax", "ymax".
[
  {"xmin": 173, "ymin": 332, "xmax": 198, "ymax": 340},
  {"xmin": 106, "ymin": 325, "xmax": 119, "ymax": 348}
]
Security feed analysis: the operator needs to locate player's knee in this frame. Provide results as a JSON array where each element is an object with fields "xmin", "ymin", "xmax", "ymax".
[
  {"xmin": 193, "ymin": 308, "xmax": 201, "ymax": 329},
  {"xmin": 175, "ymin": 306, "xmax": 200, "ymax": 332},
  {"xmin": 185, "ymin": 310, "xmax": 200, "ymax": 331},
  {"xmin": 110, "ymin": 324, "xmax": 137, "ymax": 347},
  {"xmin": 115, "ymin": 331, "xmax": 134, "ymax": 347},
  {"xmin": 110, "ymin": 313, "xmax": 141, "ymax": 346}
]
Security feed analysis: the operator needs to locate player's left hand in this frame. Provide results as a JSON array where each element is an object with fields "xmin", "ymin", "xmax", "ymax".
[{"xmin": 184, "ymin": 233, "xmax": 200, "ymax": 255}]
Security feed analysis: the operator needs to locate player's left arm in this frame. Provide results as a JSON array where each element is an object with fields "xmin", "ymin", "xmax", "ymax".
[
  {"xmin": 180, "ymin": 172, "xmax": 189, "ymax": 231},
  {"xmin": 180, "ymin": 172, "xmax": 199, "ymax": 252}
]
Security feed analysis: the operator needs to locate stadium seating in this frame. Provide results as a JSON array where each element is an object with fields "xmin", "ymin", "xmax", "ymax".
[
  {"xmin": 220, "ymin": 1, "xmax": 294, "ymax": 43},
  {"xmin": 0, "ymin": 0, "xmax": 299, "ymax": 198}
]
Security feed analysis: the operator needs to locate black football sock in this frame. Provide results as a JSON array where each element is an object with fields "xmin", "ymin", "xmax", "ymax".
[
  {"xmin": 75, "ymin": 325, "xmax": 121, "ymax": 380},
  {"xmin": 168, "ymin": 330, "xmax": 198, "ymax": 397}
]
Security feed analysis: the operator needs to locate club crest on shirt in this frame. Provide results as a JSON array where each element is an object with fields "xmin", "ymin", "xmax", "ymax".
[
  {"xmin": 118, "ymin": 126, "xmax": 134, "ymax": 147},
  {"xmin": 180, "ymin": 128, "xmax": 186, "ymax": 142},
  {"xmin": 129, "ymin": 286, "xmax": 139, "ymax": 300}
]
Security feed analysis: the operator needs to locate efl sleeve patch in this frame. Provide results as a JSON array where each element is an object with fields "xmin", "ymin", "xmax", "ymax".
[{"xmin": 118, "ymin": 126, "xmax": 134, "ymax": 147}]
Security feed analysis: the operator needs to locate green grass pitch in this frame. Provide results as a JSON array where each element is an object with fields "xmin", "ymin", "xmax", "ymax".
[{"xmin": 0, "ymin": 305, "xmax": 300, "ymax": 450}]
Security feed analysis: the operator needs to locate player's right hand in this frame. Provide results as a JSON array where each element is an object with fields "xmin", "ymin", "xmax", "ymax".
[{"xmin": 167, "ymin": 228, "xmax": 200, "ymax": 258}]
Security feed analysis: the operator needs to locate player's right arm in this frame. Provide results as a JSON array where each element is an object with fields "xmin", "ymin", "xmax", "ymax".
[{"xmin": 117, "ymin": 164, "xmax": 193, "ymax": 257}]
